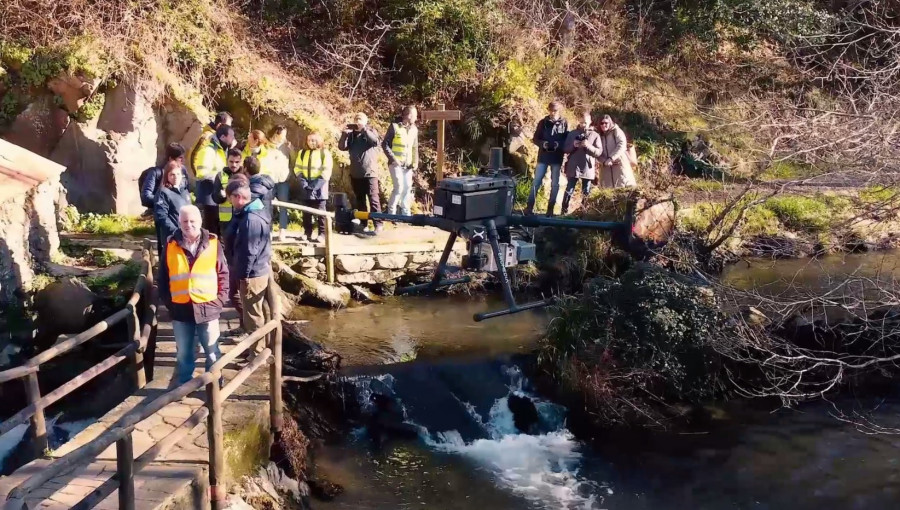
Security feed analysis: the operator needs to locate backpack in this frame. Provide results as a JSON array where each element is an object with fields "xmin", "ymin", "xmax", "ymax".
[{"xmin": 138, "ymin": 166, "xmax": 159, "ymax": 208}]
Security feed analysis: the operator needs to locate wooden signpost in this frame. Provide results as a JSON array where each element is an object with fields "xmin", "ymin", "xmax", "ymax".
[{"xmin": 421, "ymin": 103, "xmax": 461, "ymax": 181}]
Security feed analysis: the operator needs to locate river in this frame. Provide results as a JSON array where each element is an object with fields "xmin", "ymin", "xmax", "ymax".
[{"xmin": 292, "ymin": 251, "xmax": 900, "ymax": 510}]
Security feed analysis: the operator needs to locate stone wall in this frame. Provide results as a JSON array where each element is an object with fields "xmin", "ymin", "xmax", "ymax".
[
  {"xmin": 0, "ymin": 177, "xmax": 62, "ymax": 306},
  {"xmin": 289, "ymin": 250, "xmax": 463, "ymax": 288}
]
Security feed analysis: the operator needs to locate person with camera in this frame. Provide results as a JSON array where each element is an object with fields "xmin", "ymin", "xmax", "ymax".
[
  {"xmin": 527, "ymin": 101, "xmax": 569, "ymax": 216},
  {"xmin": 383, "ymin": 105, "xmax": 419, "ymax": 216},
  {"xmin": 339, "ymin": 112, "xmax": 383, "ymax": 234},
  {"xmin": 562, "ymin": 108, "xmax": 603, "ymax": 214}
]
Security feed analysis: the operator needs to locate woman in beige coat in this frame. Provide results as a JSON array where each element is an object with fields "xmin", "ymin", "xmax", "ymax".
[{"xmin": 596, "ymin": 115, "xmax": 637, "ymax": 188}]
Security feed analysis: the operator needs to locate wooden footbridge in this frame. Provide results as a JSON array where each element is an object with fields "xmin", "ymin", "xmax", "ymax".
[{"xmin": 0, "ymin": 241, "xmax": 283, "ymax": 510}]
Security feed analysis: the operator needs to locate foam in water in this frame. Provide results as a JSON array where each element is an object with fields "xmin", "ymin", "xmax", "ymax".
[{"xmin": 425, "ymin": 392, "xmax": 605, "ymax": 509}]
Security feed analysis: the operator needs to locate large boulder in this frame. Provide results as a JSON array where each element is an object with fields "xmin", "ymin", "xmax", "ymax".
[
  {"xmin": 2, "ymin": 95, "xmax": 70, "ymax": 158},
  {"xmin": 335, "ymin": 255, "xmax": 375, "ymax": 273},
  {"xmin": 155, "ymin": 98, "xmax": 204, "ymax": 176},
  {"xmin": 274, "ymin": 261, "xmax": 350, "ymax": 309},
  {"xmin": 52, "ymin": 82, "xmax": 158, "ymax": 215},
  {"xmin": 33, "ymin": 277, "xmax": 97, "ymax": 334}
]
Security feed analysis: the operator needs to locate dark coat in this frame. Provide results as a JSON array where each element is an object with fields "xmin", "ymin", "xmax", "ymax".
[
  {"xmin": 230, "ymin": 198, "xmax": 272, "ymax": 280},
  {"xmin": 153, "ymin": 185, "xmax": 191, "ymax": 243},
  {"xmin": 532, "ymin": 116, "xmax": 569, "ymax": 165},
  {"xmin": 158, "ymin": 229, "xmax": 229, "ymax": 324},
  {"xmin": 140, "ymin": 165, "xmax": 191, "ymax": 209},
  {"xmin": 563, "ymin": 127, "xmax": 603, "ymax": 180},
  {"xmin": 249, "ymin": 173, "xmax": 276, "ymax": 219},
  {"xmin": 338, "ymin": 127, "xmax": 381, "ymax": 178}
]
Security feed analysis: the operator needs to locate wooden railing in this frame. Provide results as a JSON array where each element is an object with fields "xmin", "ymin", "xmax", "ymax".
[
  {"xmin": 272, "ymin": 199, "xmax": 336, "ymax": 283},
  {"xmin": 0, "ymin": 239, "xmax": 158, "ymax": 456},
  {"xmin": 3, "ymin": 274, "xmax": 284, "ymax": 510}
]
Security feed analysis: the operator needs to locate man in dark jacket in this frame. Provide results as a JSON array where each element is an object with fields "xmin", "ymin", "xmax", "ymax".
[
  {"xmin": 139, "ymin": 143, "xmax": 191, "ymax": 210},
  {"xmin": 338, "ymin": 112, "xmax": 383, "ymax": 233},
  {"xmin": 244, "ymin": 155, "xmax": 276, "ymax": 221},
  {"xmin": 527, "ymin": 101, "xmax": 569, "ymax": 216},
  {"xmin": 157, "ymin": 205, "xmax": 229, "ymax": 385},
  {"xmin": 226, "ymin": 180, "xmax": 272, "ymax": 354}
]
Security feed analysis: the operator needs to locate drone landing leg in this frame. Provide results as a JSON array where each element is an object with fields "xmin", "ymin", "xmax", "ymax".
[
  {"xmin": 474, "ymin": 219, "xmax": 552, "ymax": 322},
  {"xmin": 398, "ymin": 231, "xmax": 470, "ymax": 295}
]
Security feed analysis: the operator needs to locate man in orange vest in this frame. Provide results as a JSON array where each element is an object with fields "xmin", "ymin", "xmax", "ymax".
[{"xmin": 158, "ymin": 205, "xmax": 230, "ymax": 385}]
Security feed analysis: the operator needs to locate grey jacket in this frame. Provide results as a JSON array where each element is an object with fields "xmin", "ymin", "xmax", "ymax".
[
  {"xmin": 339, "ymin": 127, "xmax": 382, "ymax": 178},
  {"xmin": 563, "ymin": 127, "xmax": 603, "ymax": 180}
]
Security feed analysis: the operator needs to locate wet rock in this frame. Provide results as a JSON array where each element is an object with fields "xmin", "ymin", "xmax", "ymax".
[
  {"xmin": 507, "ymin": 393, "xmax": 540, "ymax": 433},
  {"xmin": 374, "ymin": 280, "xmax": 398, "ymax": 296},
  {"xmin": 308, "ymin": 480, "xmax": 344, "ymax": 501},
  {"xmin": 282, "ymin": 320, "xmax": 342, "ymax": 374},
  {"xmin": 348, "ymin": 284, "xmax": 378, "ymax": 304},
  {"xmin": 375, "ymin": 254, "xmax": 408, "ymax": 270},
  {"xmin": 34, "ymin": 277, "xmax": 97, "ymax": 335},
  {"xmin": 335, "ymin": 255, "xmax": 375, "ymax": 273}
]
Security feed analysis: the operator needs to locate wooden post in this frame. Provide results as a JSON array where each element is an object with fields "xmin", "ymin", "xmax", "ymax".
[
  {"xmin": 325, "ymin": 217, "xmax": 335, "ymax": 284},
  {"xmin": 116, "ymin": 434, "xmax": 136, "ymax": 510},
  {"xmin": 23, "ymin": 371, "xmax": 47, "ymax": 454},
  {"xmin": 206, "ymin": 375, "xmax": 226, "ymax": 509},
  {"xmin": 270, "ymin": 322, "xmax": 283, "ymax": 433},
  {"xmin": 422, "ymin": 106, "xmax": 462, "ymax": 182},
  {"xmin": 436, "ymin": 103, "xmax": 446, "ymax": 181},
  {"xmin": 125, "ymin": 305, "xmax": 146, "ymax": 389}
]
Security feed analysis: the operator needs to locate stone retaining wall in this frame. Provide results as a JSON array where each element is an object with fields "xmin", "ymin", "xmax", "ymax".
[{"xmin": 290, "ymin": 250, "xmax": 464, "ymax": 286}]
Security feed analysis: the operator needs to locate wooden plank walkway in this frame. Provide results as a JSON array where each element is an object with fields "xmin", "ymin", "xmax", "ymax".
[{"xmin": 0, "ymin": 308, "xmax": 269, "ymax": 509}]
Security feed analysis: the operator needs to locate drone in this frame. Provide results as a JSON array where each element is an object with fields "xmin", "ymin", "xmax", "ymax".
[{"xmin": 335, "ymin": 148, "xmax": 637, "ymax": 321}]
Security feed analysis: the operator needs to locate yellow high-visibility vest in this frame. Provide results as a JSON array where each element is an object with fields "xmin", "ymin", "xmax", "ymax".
[
  {"xmin": 391, "ymin": 123, "xmax": 416, "ymax": 166},
  {"xmin": 166, "ymin": 238, "xmax": 219, "ymax": 304},
  {"xmin": 194, "ymin": 138, "xmax": 226, "ymax": 181},
  {"xmin": 190, "ymin": 125, "xmax": 215, "ymax": 177},
  {"xmin": 218, "ymin": 172, "xmax": 232, "ymax": 222},
  {"xmin": 293, "ymin": 149, "xmax": 333, "ymax": 180}
]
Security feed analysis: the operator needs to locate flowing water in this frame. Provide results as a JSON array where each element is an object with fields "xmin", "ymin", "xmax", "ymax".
[{"xmin": 293, "ymin": 251, "xmax": 900, "ymax": 510}]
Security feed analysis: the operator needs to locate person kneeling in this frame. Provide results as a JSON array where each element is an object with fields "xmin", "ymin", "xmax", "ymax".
[
  {"xmin": 158, "ymin": 205, "xmax": 229, "ymax": 385},
  {"xmin": 294, "ymin": 132, "xmax": 334, "ymax": 242}
]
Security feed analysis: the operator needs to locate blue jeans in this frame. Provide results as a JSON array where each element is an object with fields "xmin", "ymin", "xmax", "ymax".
[
  {"xmin": 562, "ymin": 178, "xmax": 593, "ymax": 214},
  {"xmin": 526, "ymin": 163, "xmax": 562, "ymax": 215},
  {"xmin": 276, "ymin": 182, "xmax": 290, "ymax": 231},
  {"xmin": 173, "ymin": 320, "xmax": 222, "ymax": 384}
]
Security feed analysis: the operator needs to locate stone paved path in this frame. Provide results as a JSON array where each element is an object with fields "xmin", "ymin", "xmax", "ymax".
[{"xmin": 0, "ymin": 308, "xmax": 271, "ymax": 509}]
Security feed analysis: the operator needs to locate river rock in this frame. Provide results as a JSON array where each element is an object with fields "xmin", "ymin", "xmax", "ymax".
[
  {"xmin": 335, "ymin": 255, "xmax": 375, "ymax": 273},
  {"xmin": 632, "ymin": 196, "xmax": 676, "ymax": 246},
  {"xmin": 34, "ymin": 277, "xmax": 97, "ymax": 334},
  {"xmin": 348, "ymin": 284, "xmax": 379, "ymax": 304},
  {"xmin": 507, "ymin": 393, "xmax": 540, "ymax": 433},
  {"xmin": 375, "ymin": 254, "xmax": 408, "ymax": 270},
  {"xmin": 336, "ymin": 269, "xmax": 405, "ymax": 285}
]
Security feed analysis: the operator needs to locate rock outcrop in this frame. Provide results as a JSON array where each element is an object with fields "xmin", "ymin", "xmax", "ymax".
[{"xmin": 52, "ymin": 82, "xmax": 158, "ymax": 215}]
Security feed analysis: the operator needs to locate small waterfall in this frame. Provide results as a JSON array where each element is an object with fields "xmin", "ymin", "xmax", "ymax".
[{"xmin": 344, "ymin": 362, "xmax": 610, "ymax": 509}]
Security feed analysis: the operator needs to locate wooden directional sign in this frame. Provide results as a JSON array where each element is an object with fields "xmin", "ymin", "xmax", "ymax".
[{"xmin": 421, "ymin": 104, "xmax": 462, "ymax": 181}]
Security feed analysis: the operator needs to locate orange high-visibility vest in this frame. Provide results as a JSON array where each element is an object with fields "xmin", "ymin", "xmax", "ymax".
[{"xmin": 166, "ymin": 238, "xmax": 219, "ymax": 304}]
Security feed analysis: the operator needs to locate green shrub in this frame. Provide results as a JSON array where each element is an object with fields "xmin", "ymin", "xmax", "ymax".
[
  {"xmin": 74, "ymin": 92, "xmax": 105, "ymax": 122},
  {"xmin": 85, "ymin": 260, "xmax": 142, "ymax": 303},
  {"xmin": 0, "ymin": 41, "xmax": 32, "ymax": 70},
  {"xmin": 680, "ymin": 200, "xmax": 778, "ymax": 237},
  {"xmin": 383, "ymin": 0, "xmax": 498, "ymax": 98},
  {"xmin": 859, "ymin": 185, "xmax": 898, "ymax": 204},
  {"xmin": 540, "ymin": 264, "xmax": 734, "ymax": 427},
  {"xmin": 759, "ymin": 160, "xmax": 818, "ymax": 181}
]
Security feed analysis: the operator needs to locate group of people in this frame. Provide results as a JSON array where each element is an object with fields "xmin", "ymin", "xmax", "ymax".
[
  {"xmin": 527, "ymin": 101, "xmax": 637, "ymax": 216},
  {"xmin": 139, "ymin": 106, "xmax": 421, "ymax": 384},
  {"xmin": 138, "ymin": 102, "xmax": 634, "ymax": 384}
]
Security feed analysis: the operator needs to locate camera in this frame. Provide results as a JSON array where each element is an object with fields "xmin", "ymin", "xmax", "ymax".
[
  {"xmin": 575, "ymin": 133, "xmax": 587, "ymax": 142},
  {"xmin": 346, "ymin": 123, "xmax": 359, "ymax": 131}
]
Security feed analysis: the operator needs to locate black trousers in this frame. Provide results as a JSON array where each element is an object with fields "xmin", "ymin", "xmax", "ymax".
[
  {"xmin": 200, "ymin": 205, "xmax": 220, "ymax": 236},
  {"xmin": 301, "ymin": 199, "xmax": 327, "ymax": 236},
  {"xmin": 351, "ymin": 177, "xmax": 382, "ymax": 226}
]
